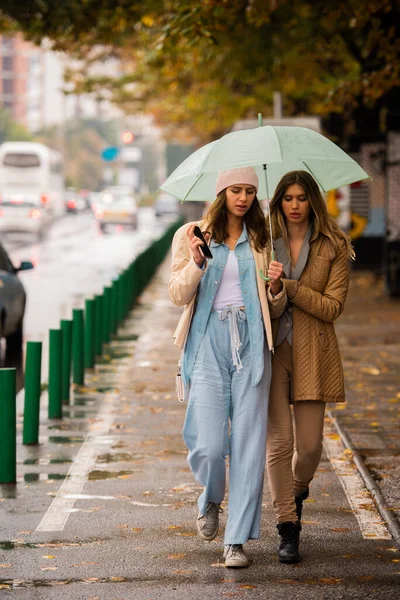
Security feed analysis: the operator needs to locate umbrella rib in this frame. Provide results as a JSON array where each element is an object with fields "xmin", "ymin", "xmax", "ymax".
[
  {"xmin": 302, "ymin": 161, "xmax": 327, "ymax": 191},
  {"xmin": 183, "ymin": 172, "xmax": 205, "ymax": 201},
  {"xmin": 270, "ymin": 126, "xmax": 283, "ymax": 163}
]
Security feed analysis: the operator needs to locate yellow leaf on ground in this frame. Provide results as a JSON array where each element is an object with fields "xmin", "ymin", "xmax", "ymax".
[
  {"xmin": 42, "ymin": 555, "xmax": 56, "ymax": 559},
  {"xmin": 320, "ymin": 577, "xmax": 342, "ymax": 584},
  {"xmin": 131, "ymin": 527, "xmax": 143, "ymax": 532},
  {"xmin": 168, "ymin": 553, "xmax": 186, "ymax": 559},
  {"xmin": 41, "ymin": 567, "xmax": 58, "ymax": 571},
  {"xmin": 0, "ymin": 564, "xmax": 12, "ymax": 568},
  {"xmin": 360, "ymin": 367, "xmax": 380, "ymax": 375}
]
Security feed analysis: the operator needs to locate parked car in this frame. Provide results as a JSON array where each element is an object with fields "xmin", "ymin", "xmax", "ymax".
[
  {"xmin": 154, "ymin": 192, "xmax": 180, "ymax": 217},
  {"xmin": 0, "ymin": 240, "xmax": 33, "ymax": 361},
  {"xmin": 94, "ymin": 190, "xmax": 139, "ymax": 232},
  {"xmin": 0, "ymin": 192, "xmax": 51, "ymax": 240}
]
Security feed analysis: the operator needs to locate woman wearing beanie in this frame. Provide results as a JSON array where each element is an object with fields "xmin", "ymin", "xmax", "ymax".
[
  {"xmin": 266, "ymin": 170, "xmax": 353, "ymax": 564},
  {"xmin": 169, "ymin": 166, "xmax": 286, "ymax": 568}
]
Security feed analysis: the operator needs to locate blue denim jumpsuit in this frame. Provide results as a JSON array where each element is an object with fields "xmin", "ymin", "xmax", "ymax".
[{"xmin": 182, "ymin": 226, "xmax": 271, "ymax": 545}]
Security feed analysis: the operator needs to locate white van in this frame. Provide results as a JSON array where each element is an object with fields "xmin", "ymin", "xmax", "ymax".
[{"xmin": 0, "ymin": 142, "xmax": 65, "ymax": 238}]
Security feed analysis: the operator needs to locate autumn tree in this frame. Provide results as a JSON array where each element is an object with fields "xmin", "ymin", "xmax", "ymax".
[{"xmin": 0, "ymin": 0, "xmax": 399, "ymax": 144}]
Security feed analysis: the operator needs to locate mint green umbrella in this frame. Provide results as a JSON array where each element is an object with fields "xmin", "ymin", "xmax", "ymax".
[
  {"xmin": 160, "ymin": 116, "xmax": 370, "ymax": 271},
  {"xmin": 161, "ymin": 121, "xmax": 370, "ymax": 202}
]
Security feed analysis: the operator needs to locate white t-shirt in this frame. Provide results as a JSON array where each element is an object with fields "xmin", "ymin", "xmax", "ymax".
[{"xmin": 213, "ymin": 250, "xmax": 244, "ymax": 311}]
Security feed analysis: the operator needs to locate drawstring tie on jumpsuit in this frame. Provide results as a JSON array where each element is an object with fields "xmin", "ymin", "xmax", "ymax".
[{"xmin": 218, "ymin": 305, "xmax": 246, "ymax": 371}]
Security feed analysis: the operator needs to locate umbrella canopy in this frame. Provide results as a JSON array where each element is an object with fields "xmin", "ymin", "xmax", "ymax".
[{"xmin": 160, "ymin": 125, "xmax": 370, "ymax": 201}]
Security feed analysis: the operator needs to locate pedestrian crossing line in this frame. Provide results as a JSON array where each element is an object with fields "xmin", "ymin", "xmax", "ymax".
[
  {"xmin": 323, "ymin": 417, "xmax": 391, "ymax": 541},
  {"xmin": 35, "ymin": 396, "xmax": 117, "ymax": 532}
]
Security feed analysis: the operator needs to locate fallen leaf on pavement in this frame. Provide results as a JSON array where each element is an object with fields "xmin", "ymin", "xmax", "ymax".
[
  {"xmin": 41, "ymin": 567, "xmax": 58, "ymax": 571},
  {"xmin": 168, "ymin": 553, "xmax": 186, "ymax": 559}
]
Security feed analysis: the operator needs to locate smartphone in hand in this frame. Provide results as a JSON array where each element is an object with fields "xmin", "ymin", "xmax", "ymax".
[{"xmin": 193, "ymin": 225, "xmax": 213, "ymax": 259}]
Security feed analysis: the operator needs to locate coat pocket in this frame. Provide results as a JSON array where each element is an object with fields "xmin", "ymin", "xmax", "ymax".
[
  {"xmin": 310, "ymin": 256, "xmax": 331, "ymax": 283},
  {"xmin": 315, "ymin": 319, "xmax": 330, "ymax": 351}
]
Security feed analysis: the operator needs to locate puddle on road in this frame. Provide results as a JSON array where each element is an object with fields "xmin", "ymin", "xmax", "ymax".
[
  {"xmin": 70, "ymin": 397, "xmax": 97, "ymax": 405},
  {"xmin": 0, "ymin": 539, "xmax": 104, "ymax": 550},
  {"xmin": 22, "ymin": 458, "xmax": 73, "ymax": 466},
  {"xmin": 96, "ymin": 452, "xmax": 145, "ymax": 463},
  {"xmin": 47, "ymin": 436, "xmax": 85, "ymax": 444},
  {"xmin": 23, "ymin": 473, "xmax": 67, "ymax": 483},
  {"xmin": 88, "ymin": 469, "xmax": 134, "ymax": 480},
  {"xmin": 115, "ymin": 333, "xmax": 138, "ymax": 341}
]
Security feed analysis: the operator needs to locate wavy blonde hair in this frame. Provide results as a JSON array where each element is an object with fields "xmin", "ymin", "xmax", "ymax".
[
  {"xmin": 269, "ymin": 171, "xmax": 355, "ymax": 260},
  {"xmin": 203, "ymin": 190, "xmax": 268, "ymax": 251}
]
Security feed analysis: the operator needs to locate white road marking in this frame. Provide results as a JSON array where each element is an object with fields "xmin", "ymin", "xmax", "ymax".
[
  {"xmin": 323, "ymin": 418, "xmax": 391, "ymax": 540},
  {"xmin": 35, "ymin": 398, "xmax": 116, "ymax": 532}
]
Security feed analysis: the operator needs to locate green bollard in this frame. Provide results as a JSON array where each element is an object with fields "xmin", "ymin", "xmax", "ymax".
[
  {"xmin": 94, "ymin": 294, "xmax": 102, "ymax": 356},
  {"xmin": 48, "ymin": 329, "xmax": 63, "ymax": 419},
  {"xmin": 117, "ymin": 275, "xmax": 124, "ymax": 325},
  {"xmin": 100, "ymin": 290, "xmax": 108, "ymax": 346},
  {"xmin": 72, "ymin": 309, "xmax": 84, "ymax": 386},
  {"xmin": 0, "ymin": 368, "xmax": 16, "ymax": 483},
  {"xmin": 23, "ymin": 342, "xmax": 42, "ymax": 445},
  {"xmin": 84, "ymin": 299, "xmax": 96, "ymax": 369},
  {"xmin": 104, "ymin": 287, "xmax": 112, "ymax": 344},
  {"xmin": 61, "ymin": 319, "xmax": 72, "ymax": 403},
  {"xmin": 97, "ymin": 293, "xmax": 105, "ymax": 348},
  {"xmin": 110, "ymin": 280, "xmax": 118, "ymax": 334}
]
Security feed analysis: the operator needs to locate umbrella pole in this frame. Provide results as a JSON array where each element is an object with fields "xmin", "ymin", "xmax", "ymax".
[{"xmin": 259, "ymin": 164, "xmax": 275, "ymax": 282}]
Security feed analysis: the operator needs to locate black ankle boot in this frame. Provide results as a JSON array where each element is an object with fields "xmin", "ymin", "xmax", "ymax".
[
  {"xmin": 295, "ymin": 487, "xmax": 309, "ymax": 522},
  {"xmin": 277, "ymin": 521, "xmax": 301, "ymax": 564}
]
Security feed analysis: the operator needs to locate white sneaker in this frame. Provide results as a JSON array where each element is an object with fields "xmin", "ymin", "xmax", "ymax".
[
  {"xmin": 224, "ymin": 544, "xmax": 249, "ymax": 568},
  {"xmin": 197, "ymin": 502, "xmax": 222, "ymax": 541}
]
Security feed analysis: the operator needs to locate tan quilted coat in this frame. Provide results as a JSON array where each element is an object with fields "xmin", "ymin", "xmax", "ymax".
[{"xmin": 272, "ymin": 234, "xmax": 350, "ymax": 403}]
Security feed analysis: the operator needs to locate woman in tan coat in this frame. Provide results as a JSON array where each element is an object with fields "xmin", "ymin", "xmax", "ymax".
[{"xmin": 266, "ymin": 170, "xmax": 354, "ymax": 564}]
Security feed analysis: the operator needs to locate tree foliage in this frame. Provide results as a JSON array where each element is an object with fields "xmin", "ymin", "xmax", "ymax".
[{"xmin": 1, "ymin": 0, "xmax": 399, "ymax": 142}]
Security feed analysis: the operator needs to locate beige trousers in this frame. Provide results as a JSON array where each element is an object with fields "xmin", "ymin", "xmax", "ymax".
[{"xmin": 266, "ymin": 340, "xmax": 325, "ymax": 523}]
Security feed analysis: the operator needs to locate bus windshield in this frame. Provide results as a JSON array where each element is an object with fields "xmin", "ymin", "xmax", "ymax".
[{"xmin": 3, "ymin": 153, "xmax": 41, "ymax": 168}]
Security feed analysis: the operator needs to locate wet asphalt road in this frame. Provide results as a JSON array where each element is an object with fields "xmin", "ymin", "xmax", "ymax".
[
  {"xmin": 0, "ymin": 258, "xmax": 399, "ymax": 599},
  {"xmin": 2, "ymin": 207, "xmax": 169, "ymax": 380}
]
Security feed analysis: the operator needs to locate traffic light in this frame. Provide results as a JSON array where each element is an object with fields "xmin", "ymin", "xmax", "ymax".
[{"xmin": 121, "ymin": 131, "xmax": 135, "ymax": 144}]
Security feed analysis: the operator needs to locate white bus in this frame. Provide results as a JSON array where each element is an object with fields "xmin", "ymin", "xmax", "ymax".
[{"xmin": 0, "ymin": 142, "xmax": 65, "ymax": 238}]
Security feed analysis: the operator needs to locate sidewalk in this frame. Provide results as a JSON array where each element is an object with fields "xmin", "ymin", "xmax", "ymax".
[
  {"xmin": 332, "ymin": 271, "xmax": 400, "ymax": 529},
  {"xmin": 0, "ymin": 259, "xmax": 399, "ymax": 599}
]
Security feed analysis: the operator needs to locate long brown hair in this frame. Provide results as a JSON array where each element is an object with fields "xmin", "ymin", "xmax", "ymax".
[
  {"xmin": 269, "ymin": 171, "xmax": 355, "ymax": 260},
  {"xmin": 203, "ymin": 190, "xmax": 268, "ymax": 251}
]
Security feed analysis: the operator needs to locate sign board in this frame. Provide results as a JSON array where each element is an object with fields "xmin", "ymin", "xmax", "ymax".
[
  {"xmin": 120, "ymin": 147, "xmax": 142, "ymax": 163},
  {"xmin": 101, "ymin": 146, "xmax": 120, "ymax": 162}
]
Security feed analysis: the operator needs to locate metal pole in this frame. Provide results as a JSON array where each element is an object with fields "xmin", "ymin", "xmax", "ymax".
[
  {"xmin": 48, "ymin": 329, "xmax": 63, "ymax": 419},
  {"xmin": 84, "ymin": 299, "xmax": 96, "ymax": 369},
  {"xmin": 60, "ymin": 319, "xmax": 72, "ymax": 403},
  {"xmin": 23, "ymin": 342, "xmax": 42, "ymax": 445},
  {"xmin": 0, "ymin": 368, "xmax": 16, "ymax": 483},
  {"xmin": 72, "ymin": 309, "xmax": 84, "ymax": 385}
]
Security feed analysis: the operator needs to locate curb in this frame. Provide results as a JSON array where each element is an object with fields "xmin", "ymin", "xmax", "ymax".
[{"xmin": 327, "ymin": 409, "xmax": 400, "ymax": 548}]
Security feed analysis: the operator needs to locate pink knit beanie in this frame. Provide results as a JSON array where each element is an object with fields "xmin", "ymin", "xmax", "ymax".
[{"xmin": 215, "ymin": 166, "xmax": 258, "ymax": 196}]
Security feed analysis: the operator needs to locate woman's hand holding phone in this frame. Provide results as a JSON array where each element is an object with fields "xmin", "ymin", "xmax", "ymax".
[{"xmin": 187, "ymin": 224, "xmax": 211, "ymax": 267}]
